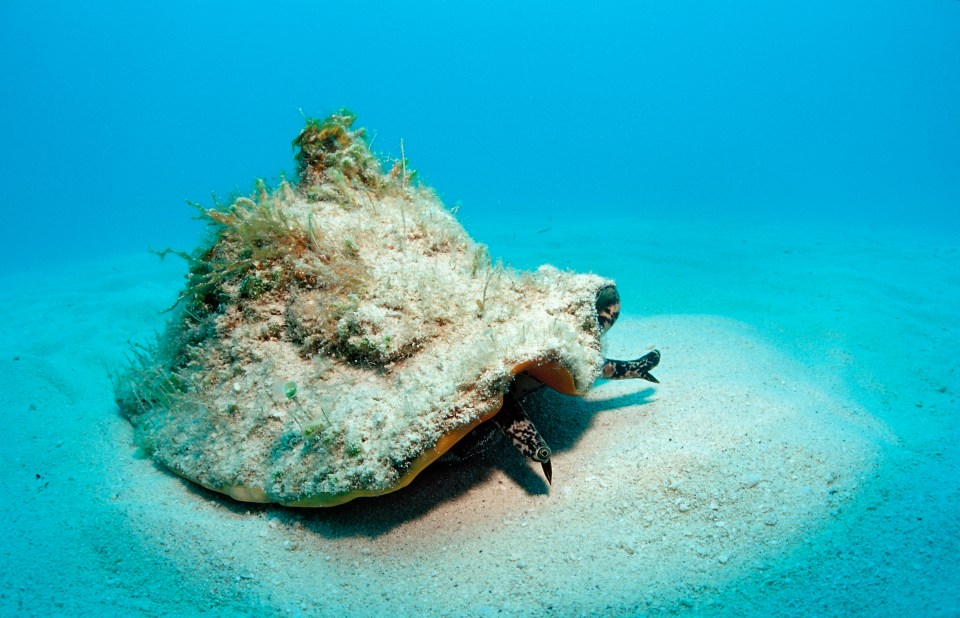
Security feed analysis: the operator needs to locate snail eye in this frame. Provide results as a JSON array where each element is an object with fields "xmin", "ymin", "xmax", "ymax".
[{"xmin": 595, "ymin": 285, "xmax": 621, "ymax": 333}]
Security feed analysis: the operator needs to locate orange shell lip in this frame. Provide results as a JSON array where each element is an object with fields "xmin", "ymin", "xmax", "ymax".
[
  {"xmin": 509, "ymin": 359, "xmax": 580, "ymax": 396},
  {"xmin": 196, "ymin": 359, "xmax": 582, "ymax": 507}
]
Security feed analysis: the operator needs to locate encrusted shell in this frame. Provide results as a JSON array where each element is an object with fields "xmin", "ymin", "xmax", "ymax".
[{"xmin": 116, "ymin": 114, "xmax": 611, "ymax": 506}]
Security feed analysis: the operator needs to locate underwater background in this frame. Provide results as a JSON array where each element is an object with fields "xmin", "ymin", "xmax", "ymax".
[
  {"xmin": 3, "ymin": 0, "xmax": 959, "ymax": 268},
  {"xmin": 2, "ymin": 1, "xmax": 959, "ymax": 616}
]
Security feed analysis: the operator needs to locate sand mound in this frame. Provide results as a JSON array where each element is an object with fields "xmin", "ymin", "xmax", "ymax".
[{"xmin": 107, "ymin": 313, "xmax": 889, "ymax": 615}]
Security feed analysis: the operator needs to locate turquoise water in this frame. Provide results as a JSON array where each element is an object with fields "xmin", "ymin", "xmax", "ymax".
[
  {"xmin": 2, "ymin": 1, "xmax": 959, "ymax": 616},
  {"xmin": 2, "ymin": 0, "xmax": 958, "ymax": 270}
]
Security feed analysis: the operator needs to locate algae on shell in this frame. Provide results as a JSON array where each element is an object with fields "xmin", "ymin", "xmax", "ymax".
[{"xmin": 115, "ymin": 111, "xmax": 613, "ymax": 506}]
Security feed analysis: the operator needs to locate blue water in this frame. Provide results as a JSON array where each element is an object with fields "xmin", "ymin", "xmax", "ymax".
[
  {"xmin": 2, "ymin": 0, "xmax": 958, "ymax": 272},
  {"xmin": 2, "ymin": 2, "xmax": 960, "ymax": 616}
]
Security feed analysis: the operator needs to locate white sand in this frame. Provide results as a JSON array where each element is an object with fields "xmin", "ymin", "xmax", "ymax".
[{"xmin": 1, "ymin": 216, "xmax": 957, "ymax": 616}]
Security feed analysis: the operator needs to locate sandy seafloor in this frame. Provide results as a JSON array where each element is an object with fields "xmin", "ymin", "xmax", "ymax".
[{"xmin": 1, "ymin": 214, "xmax": 957, "ymax": 617}]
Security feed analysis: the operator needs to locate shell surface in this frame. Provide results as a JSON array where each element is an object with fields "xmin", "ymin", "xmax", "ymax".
[{"xmin": 116, "ymin": 112, "xmax": 611, "ymax": 506}]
